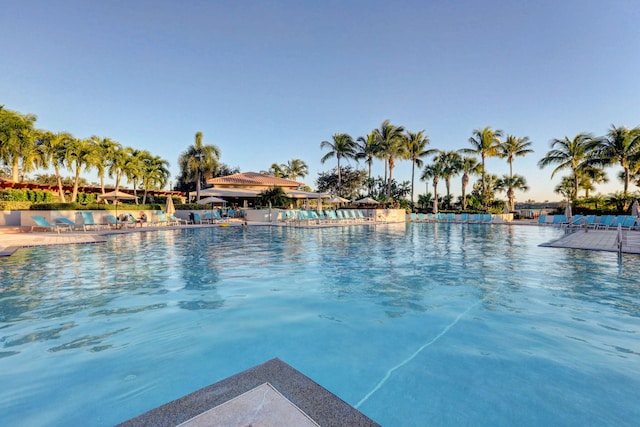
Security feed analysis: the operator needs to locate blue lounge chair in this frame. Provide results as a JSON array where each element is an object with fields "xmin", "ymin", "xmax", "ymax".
[
  {"xmin": 55, "ymin": 217, "xmax": 80, "ymax": 231},
  {"xmin": 537, "ymin": 214, "xmax": 548, "ymax": 225},
  {"xmin": 31, "ymin": 215, "xmax": 67, "ymax": 233},
  {"xmin": 78, "ymin": 211, "xmax": 105, "ymax": 231}
]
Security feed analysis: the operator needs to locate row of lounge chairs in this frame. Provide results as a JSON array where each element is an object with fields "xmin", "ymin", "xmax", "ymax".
[
  {"xmin": 280, "ymin": 209, "xmax": 374, "ymax": 224},
  {"xmin": 537, "ymin": 214, "xmax": 640, "ymax": 230},
  {"xmin": 408, "ymin": 213, "xmax": 494, "ymax": 223},
  {"xmin": 30, "ymin": 211, "xmax": 187, "ymax": 233}
]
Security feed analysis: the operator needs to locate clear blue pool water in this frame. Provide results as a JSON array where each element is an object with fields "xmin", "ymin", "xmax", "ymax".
[{"xmin": 1, "ymin": 223, "xmax": 639, "ymax": 426}]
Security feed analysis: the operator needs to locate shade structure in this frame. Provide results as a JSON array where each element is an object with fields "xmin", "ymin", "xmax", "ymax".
[
  {"xmin": 98, "ymin": 190, "xmax": 137, "ymax": 202},
  {"xmin": 328, "ymin": 196, "xmax": 349, "ymax": 204},
  {"xmin": 632, "ymin": 200, "xmax": 639, "ymax": 217},
  {"xmin": 354, "ymin": 197, "xmax": 379, "ymax": 204},
  {"xmin": 98, "ymin": 190, "xmax": 138, "ymax": 220},
  {"xmin": 165, "ymin": 196, "xmax": 175, "ymax": 215},
  {"xmin": 197, "ymin": 196, "xmax": 226, "ymax": 205}
]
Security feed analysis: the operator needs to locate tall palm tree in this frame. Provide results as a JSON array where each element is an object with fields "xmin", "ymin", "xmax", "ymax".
[
  {"xmin": 263, "ymin": 163, "xmax": 286, "ymax": 177},
  {"xmin": 404, "ymin": 130, "xmax": 434, "ymax": 208},
  {"xmin": 460, "ymin": 126, "xmax": 503, "ymax": 197},
  {"xmin": 433, "ymin": 150, "xmax": 462, "ymax": 208},
  {"xmin": 63, "ymin": 137, "xmax": 95, "ymax": 203},
  {"xmin": 283, "ymin": 158, "xmax": 308, "ymax": 180},
  {"xmin": 320, "ymin": 132, "xmax": 356, "ymax": 193},
  {"xmin": 141, "ymin": 154, "xmax": 170, "ymax": 204},
  {"xmin": 108, "ymin": 146, "xmax": 133, "ymax": 191},
  {"xmin": 497, "ymin": 174, "xmax": 529, "ymax": 211},
  {"xmin": 125, "ymin": 149, "xmax": 149, "ymax": 202},
  {"xmin": 356, "ymin": 133, "xmax": 381, "ymax": 193},
  {"xmin": 421, "ymin": 162, "xmax": 445, "ymax": 213},
  {"xmin": 498, "ymin": 135, "xmax": 534, "ymax": 178},
  {"xmin": 34, "ymin": 130, "xmax": 73, "ymax": 201},
  {"xmin": 590, "ymin": 125, "xmax": 640, "ymax": 194},
  {"xmin": 90, "ymin": 136, "xmax": 121, "ymax": 195},
  {"xmin": 373, "ymin": 120, "xmax": 406, "ymax": 200},
  {"xmin": 178, "ymin": 132, "xmax": 221, "ymax": 201},
  {"xmin": 0, "ymin": 108, "xmax": 38, "ymax": 182},
  {"xmin": 538, "ymin": 133, "xmax": 595, "ymax": 200},
  {"xmin": 458, "ymin": 155, "xmax": 481, "ymax": 210}
]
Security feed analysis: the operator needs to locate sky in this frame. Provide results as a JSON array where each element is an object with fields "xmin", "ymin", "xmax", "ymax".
[{"xmin": 2, "ymin": 0, "xmax": 639, "ymax": 202}]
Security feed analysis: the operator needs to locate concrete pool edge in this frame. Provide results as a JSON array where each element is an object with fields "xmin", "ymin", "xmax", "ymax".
[{"xmin": 116, "ymin": 358, "xmax": 380, "ymax": 427}]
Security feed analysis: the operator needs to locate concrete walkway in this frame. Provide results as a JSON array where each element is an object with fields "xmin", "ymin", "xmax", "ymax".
[{"xmin": 539, "ymin": 228, "xmax": 640, "ymax": 254}]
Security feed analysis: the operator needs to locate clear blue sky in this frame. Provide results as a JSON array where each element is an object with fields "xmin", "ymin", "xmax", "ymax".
[{"xmin": 2, "ymin": 0, "xmax": 639, "ymax": 201}]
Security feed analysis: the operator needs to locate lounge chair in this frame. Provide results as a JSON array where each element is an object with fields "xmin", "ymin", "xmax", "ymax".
[
  {"xmin": 536, "ymin": 214, "xmax": 548, "ymax": 225},
  {"xmin": 169, "ymin": 214, "xmax": 189, "ymax": 225},
  {"xmin": 551, "ymin": 215, "xmax": 567, "ymax": 226},
  {"xmin": 191, "ymin": 213, "xmax": 205, "ymax": 224},
  {"xmin": 55, "ymin": 217, "xmax": 81, "ymax": 231},
  {"xmin": 31, "ymin": 215, "xmax": 68, "ymax": 233},
  {"xmin": 409, "ymin": 213, "xmax": 418, "ymax": 222},
  {"xmin": 78, "ymin": 211, "xmax": 105, "ymax": 231}
]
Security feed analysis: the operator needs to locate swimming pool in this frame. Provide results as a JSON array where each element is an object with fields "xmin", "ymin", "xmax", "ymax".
[{"xmin": 1, "ymin": 223, "xmax": 639, "ymax": 426}]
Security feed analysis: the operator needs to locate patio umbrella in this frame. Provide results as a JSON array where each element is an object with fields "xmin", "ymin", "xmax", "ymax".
[
  {"xmin": 165, "ymin": 196, "xmax": 175, "ymax": 216},
  {"xmin": 98, "ymin": 190, "xmax": 138, "ymax": 220},
  {"xmin": 197, "ymin": 196, "xmax": 226, "ymax": 205},
  {"xmin": 198, "ymin": 196, "xmax": 226, "ymax": 219},
  {"xmin": 354, "ymin": 197, "xmax": 379, "ymax": 204},
  {"xmin": 632, "ymin": 200, "xmax": 639, "ymax": 217},
  {"xmin": 564, "ymin": 201, "xmax": 572, "ymax": 219},
  {"xmin": 328, "ymin": 196, "xmax": 349, "ymax": 204}
]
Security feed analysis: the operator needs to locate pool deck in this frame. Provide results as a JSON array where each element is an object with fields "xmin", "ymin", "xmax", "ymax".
[{"xmin": 117, "ymin": 358, "xmax": 379, "ymax": 427}]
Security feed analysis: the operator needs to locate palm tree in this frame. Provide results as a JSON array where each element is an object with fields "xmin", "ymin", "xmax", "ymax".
[
  {"xmin": 34, "ymin": 130, "xmax": 73, "ymax": 201},
  {"xmin": 460, "ymin": 126, "xmax": 503, "ymax": 197},
  {"xmin": 433, "ymin": 150, "xmax": 462, "ymax": 209},
  {"xmin": 64, "ymin": 137, "xmax": 95, "ymax": 203},
  {"xmin": 283, "ymin": 158, "xmax": 308, "ymax": 180},
  {"xmin": 141, "ymin": 154, "xmax": 170, "ymax": 204},
  {"xmin": 421, "ymin": 162, "xmax": 445, "ymax": 213},
  {"xmin": 458, "ymin": 155, "xmax": 481, "ymax": 210},
  {"xmin": 261, "ymin": 163, "xmax": 286, "ymax": 177},
  {"xmin": 498, "ymin": 135, "xmax": 533, "ymax": 178},
  {"xmin": 125, "ymin": 149, "xmax": 149, "ymax": 202},
  {"xmin": 108, "ymin": 146, "xmax": 133, "ymax": 191},
  {"xmin": 579, "ymin": 166, "xmax": 608, "ymax": 197},
  {"xmin": 320, "ymin": 132, "xmax": 356, "ymax": 193},
  {"xmin": 0, "ymin": 108, "xmax": 38, "ymax": 182},
  {"xmin": 373, "ymin": 120, "xmax": 406, "ymax": 200},
  {"xmin": 538, "ymin": 133, "xmax": 595, "ymax": 200},
  {"xmin": 404, "ymin": 130, "xmax": 434, "ymax": 208},
  {"xmin": 356, "ymin": 133, "xmax": 381, "ymax": 193},
  {"xmin": 497, "ymin": 174, "xmax": 529, "ymax": 211},
  {"xmin": 90, "ymin": 136, "xmax": 120, "ymax": 195},
  {"xmin": 178, "ymin": 132, "xmax": 221, "ymax": 201},
  {"xmin": 589, "ymin": 125, "xmax": 640, "ymax": 194}
]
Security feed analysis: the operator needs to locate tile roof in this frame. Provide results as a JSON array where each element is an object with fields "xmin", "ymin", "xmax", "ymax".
[{"xmin": 207, "ymin": 172, "xmax": 303, "ymax": 188}]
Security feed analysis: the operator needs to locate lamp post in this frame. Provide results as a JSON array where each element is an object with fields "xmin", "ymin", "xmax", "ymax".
[{"xmin": 195, "ymin": 152, "xmax": 204, "ymax": 202}]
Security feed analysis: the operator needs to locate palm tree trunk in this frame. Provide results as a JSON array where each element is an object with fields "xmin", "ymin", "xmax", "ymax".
[
  {"xmin": 337, "ymin": 156, "xmax": 341, "ymax": 193},
  {"xmin": 461, "ymin": 173, "xmax": 469, "ymax": 210},
  {"xmin": 410, "ymin": 161, "xmax": 415, "ymax": 208},
  {"xmin": 387, "ymin": 156, "xmax": 395, "ymax": 200},
  {"xmin": 55, "ymin": 165, "xmax": 65, "ymax": 202}
]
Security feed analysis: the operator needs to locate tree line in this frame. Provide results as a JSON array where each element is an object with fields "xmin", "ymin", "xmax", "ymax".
[{"xmin": 319, "ymin": 119, "xmax": 640, "ymax": 212}]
